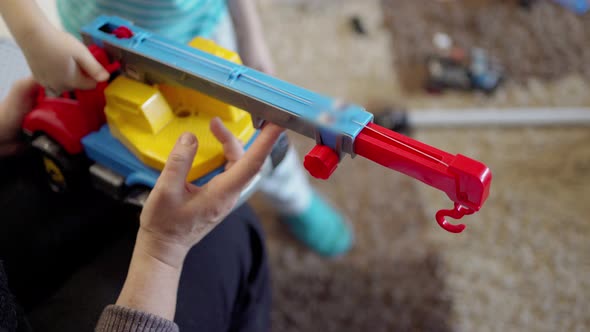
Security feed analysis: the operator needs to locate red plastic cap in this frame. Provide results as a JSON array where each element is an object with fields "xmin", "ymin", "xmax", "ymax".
[
  {"xmin": 303, "ymin": 145, "xmax": 339, "ymax": 180},
  {"xmin": 113, "ymin": 26, "xmax": 133, "ymax": 39}
]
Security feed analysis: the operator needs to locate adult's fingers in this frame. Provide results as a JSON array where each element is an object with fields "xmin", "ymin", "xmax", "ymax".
[
  {"xmin": 209, "ymin": 123, "xmax": 283, "ymax": 195},
  {"xmin": 156, "ymin": 132, "xmax": 198, "ymax": 193},
  {"xmin": 6, "ymin": 78, "xmax": 38, "ymax": 114},
  {"xmin": 3, "ymin": 78, "xmax": 39, "ymax": 131},
  {"xmin": 10, "ymin": 78, "xmax": 38, "ymax": 96},
  {"xmin": 210, "ymin": 117, "xmax": 244, "ymax": 164}
]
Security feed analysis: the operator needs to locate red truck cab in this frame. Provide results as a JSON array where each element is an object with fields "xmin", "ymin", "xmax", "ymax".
[{"xmin": 21, "ymin": 46, "xmax": 119, "ymax": 191}]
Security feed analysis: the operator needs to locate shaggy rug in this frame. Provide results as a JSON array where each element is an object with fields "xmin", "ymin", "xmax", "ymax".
[
  {"xmin": 256, "ymin": 1, "xmax": 590, "ymax": 331},
  {"xmin": 251, "ymin": 137, "xmax": 454, "ymax": 332},
  {"xmin": 382, "ymin": 0, "xmax": 590, "ymax": 91}
]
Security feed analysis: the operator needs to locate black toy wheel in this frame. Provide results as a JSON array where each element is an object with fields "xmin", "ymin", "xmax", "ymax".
[{"xmin": 31, "ymin": 134, "xmax": 86, "ymax": 193}]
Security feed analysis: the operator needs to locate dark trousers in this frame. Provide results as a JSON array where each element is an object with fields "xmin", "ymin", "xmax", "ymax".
[{"xmin": 0, "ymin": 151, "xmax": 271, "ymax": 332}]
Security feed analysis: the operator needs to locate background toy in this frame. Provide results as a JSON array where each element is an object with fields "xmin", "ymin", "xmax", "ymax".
[{"xmin": 425, "ymin": 33, "xmax": 504, "ymax": 94}]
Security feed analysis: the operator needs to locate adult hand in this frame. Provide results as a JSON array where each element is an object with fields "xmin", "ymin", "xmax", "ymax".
[
  {"xmin": 138, "ymin": 118, "xmax": 284, "ymax": 268},
  {"xmin": 0, "ymin": 78, "xmax": 38, "ymax": 156},
  {"xmin": 116, "ymin": 119, "xmax": 282, "ymax": 321}
]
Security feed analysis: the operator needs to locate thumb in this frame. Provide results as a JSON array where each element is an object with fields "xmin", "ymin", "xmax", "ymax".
[
  {"xmin": 4, "ymin": 78, "xmax": 39, "ymax": 129},
  {"xmin": 156, "ymin": 132, "xmax": 199, "ymax": 192},
  {"xmin": 73, "ymin": 49, "xmax": 110, "ymax": 82},
  {"xmin": 6, "ymin": 78, "xmax": 38, "ymax": 112}
]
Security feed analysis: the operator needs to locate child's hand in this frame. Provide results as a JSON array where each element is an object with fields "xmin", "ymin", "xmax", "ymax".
[
  {"xmin": 0, "ymin": 78, "xmax": 38, "ymax": 156},
  {"xmin": 137, "ymin": 118, "xmax": 284, "ymax": 268},
  {"xmin": 240, "ymin": 37, "xmax": 276, "ymax": 75},
  {"xmin": 22, "ymin": 27, "xmax": 109, "ymax": 94},
  {"xmin": 228, "ymin": 0, "xmax": 276, "ymax": 75}
]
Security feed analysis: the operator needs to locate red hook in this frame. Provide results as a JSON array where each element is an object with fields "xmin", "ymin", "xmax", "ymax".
[
  {"xmin": 353, "ymin": 122, "xmax": 491, "ymax": 234},
  {"xmin": 435, "ymin": 202, "xmax": 475, "ymax": 233}
]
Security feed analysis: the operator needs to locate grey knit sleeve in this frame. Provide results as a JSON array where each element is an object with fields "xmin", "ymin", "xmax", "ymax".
[{"xmin": 95, "ymin": 305, "xmax": 179, "ymax": 332}]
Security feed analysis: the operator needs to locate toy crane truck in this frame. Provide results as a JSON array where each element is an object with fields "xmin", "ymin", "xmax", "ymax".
[{"xmin": 23, "ymin": 16, "xmax": 492, "ymax": 233}]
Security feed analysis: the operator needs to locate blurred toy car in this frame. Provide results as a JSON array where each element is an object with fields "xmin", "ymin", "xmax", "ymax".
[{"xmin": 425, "ymin": 35, "xmax": 504, "ymax": 94}]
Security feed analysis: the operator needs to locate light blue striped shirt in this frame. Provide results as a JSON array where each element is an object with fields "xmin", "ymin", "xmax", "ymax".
[{"xmin": 57, "ymin": 0, "xmax": 228, "ymax": 43}]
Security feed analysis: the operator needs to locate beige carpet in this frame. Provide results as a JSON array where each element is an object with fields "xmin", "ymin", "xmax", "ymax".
[{"xmin": 252, "ymin": 0, "xmax": 590, "ymax": 331}]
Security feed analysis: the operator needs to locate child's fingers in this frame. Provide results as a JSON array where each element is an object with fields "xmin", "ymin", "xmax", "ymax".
[
  {"xmin": 209, "ymin": 123, "xmax": 283, "ymax": 195},
  {"xmin": 156, "ymin": 132, "xmax": 199, "ymax": 193},
  {"xmin": 210, "ymin": 117, "xmax": 244, "ymax": 164},
  {"xmin": 70, "ymin": 70, "xmax": 100, "ymax": 90},
  {"xmin": 73, "ymin": 50, "xmax": 109, "ymax": 82}
]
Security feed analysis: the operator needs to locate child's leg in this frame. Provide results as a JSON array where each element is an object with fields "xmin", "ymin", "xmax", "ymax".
[
  {"xmin": 258, "ymin": 143, "xmax": 354, "ymax": 256},
  {"xmin": 257, "ymin": 144, "xmax": 312, "ymax": 214},
  {"xmin": 210, "ymin": 15, "xmax": 353, "ymax": 257}
]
